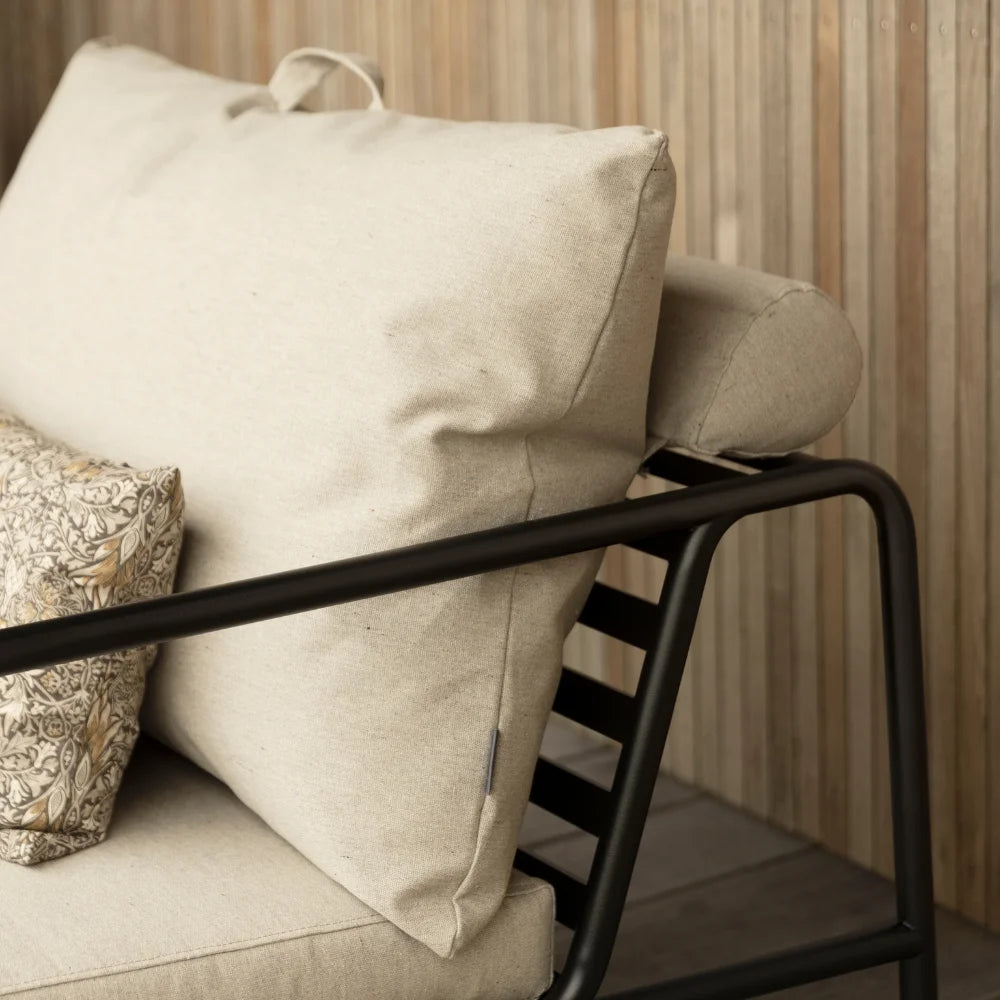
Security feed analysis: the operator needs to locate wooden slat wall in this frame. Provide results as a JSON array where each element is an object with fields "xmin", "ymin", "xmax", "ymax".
[{"xmin": 1, "ymin": 0, "xmax": 998, "ymax": 931}]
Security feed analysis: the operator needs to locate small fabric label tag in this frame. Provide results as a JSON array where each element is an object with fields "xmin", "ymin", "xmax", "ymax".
[{"xmin": 485, "ymin": 728, "xmax": 499, "ymax": 796}]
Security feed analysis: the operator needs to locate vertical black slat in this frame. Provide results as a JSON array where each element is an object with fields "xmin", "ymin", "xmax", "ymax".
[
  {"xmin": 552, "ymin": 667, "xmax": 635, "ymax": 743},
  {"xmin": 578, "ymin": 582, "xmax": 658, "ymax": 649},
  {"xmin": 529, "ymin": 758, "xmax": 611, "ymax": 837},
  {"xmin": 514, "ymin": 849, "xmax": 587, "ymax": 930},
  {"xmin": 644, "ymin": 449, "xmax": 748, "ymax": 486}
]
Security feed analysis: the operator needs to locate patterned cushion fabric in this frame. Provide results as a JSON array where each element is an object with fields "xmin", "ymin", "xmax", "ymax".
[
  {"xmin": 0, "ymin": 41, "xmax": 674, "ymax": 954},
  {"xmin": 0, "ymin": 412, "xmax": 184, "ymax": 864}
]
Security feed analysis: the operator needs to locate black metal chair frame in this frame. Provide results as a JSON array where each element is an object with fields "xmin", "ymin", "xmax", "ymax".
[{"xmin": 0, "ymin": 449, "xmax": 937, "ymax": 1000}]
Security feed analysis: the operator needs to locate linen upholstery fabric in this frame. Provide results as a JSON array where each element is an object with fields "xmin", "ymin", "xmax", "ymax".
[
  {"xmin": 0, "ymin": 739, "xmax": 554, "ymax": 1000},
  {"xmin": 0, "ymin": 413, "xmax": 183, "ymax": 864},
  {"xmin": 646, "ymin": 256, "xmax": 862, "ymax": 457},
  {"xmin": 0, "ymin": 42, "xmax": 675, "ymax": 954}
]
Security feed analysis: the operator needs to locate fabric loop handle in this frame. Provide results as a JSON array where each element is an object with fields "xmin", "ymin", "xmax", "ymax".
[{"xmin": 268, "ymin": 48, "xmax": 385, "ymax": 112}]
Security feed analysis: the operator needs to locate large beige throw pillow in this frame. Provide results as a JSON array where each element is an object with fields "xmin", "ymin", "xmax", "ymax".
[
  {"xmin": 0, "ymin": 42, "xmax": 674, "ymax": 954},
  {"xmin": 0, "ymin": 412, "xmax": 184, "ymax": 864}
]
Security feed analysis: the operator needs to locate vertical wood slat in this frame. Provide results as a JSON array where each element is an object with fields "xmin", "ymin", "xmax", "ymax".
[
  {"xmin": 548, "ymin": 0, "xmax": 572, "ymax": 124},
  {"xmin": 1, "ymin": 0, "xmax": 999, "ymax": 934},
  {"xmin": 955, "ymin": 0, "xmax": 990, "ymax": 923},
  {"xmin": 614, "ymin": 0, "xmax": 639, "ymax": 126},
  {"xmin": 569, "ymin": 0, "xmax": 597, "ymax": 128},
  {"xmin": 525, "ymin": 0, "xmax": 548, "ymax": 122},
  {"xmin": 926, "ymin": 0, "xmax": 960, "ymax": 911},
  {"xmin": 841, "ymin": 0, "xmax": 874, "ymax": 869},
  {"xmin": 987, "ymin": 0, "xmax": 1000, "ymax": 936}
]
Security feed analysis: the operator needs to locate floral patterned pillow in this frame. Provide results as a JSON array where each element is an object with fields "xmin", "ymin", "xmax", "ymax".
[{"xmin": 0, "ymin": 411, "xmax": 183, "ymax": 864}]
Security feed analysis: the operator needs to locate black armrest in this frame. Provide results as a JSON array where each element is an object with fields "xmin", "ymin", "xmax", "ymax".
[{"xmin": 0, "ymin": 451, "xmax": 886, "ymax": 676}]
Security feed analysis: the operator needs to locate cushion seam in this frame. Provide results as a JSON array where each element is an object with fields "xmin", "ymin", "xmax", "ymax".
[
  {"xmin": 568, "ymin": 135, "xmax": 668, "ymax": 411},
  {"xmin": 3, "ymin": 914, "xmax": 390, "ymax": 993},
  {"xmin": 5, "ymin": 882, "xmax": 553, "ymax": 995},
  {"xmin": 447, "ymin": 425, "xmax": 536, "ymax": 957},
  {"xmin": 693, "ymin": 285, "xmax": 816, "ymax": 450},
  {"xmin": 446, "ymin": 132, "xmax": 668, "ymax": 956}
]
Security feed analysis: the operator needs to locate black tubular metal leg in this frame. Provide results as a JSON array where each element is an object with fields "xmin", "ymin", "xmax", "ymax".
[
  {"xmin": 550, "ymin": 465, "xmax": 937, "ymax": 1000},
  {"xmin": 546, "ymin": 520, "xmax": 731, "ymax": 1000},
  {"xmin": 869, "ymin": 474, "xmax": 938, "ymax": 998}
]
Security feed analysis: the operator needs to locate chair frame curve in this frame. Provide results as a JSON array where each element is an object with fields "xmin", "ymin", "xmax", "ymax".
[{"xmin": 0, "ymin": 449, "xmax": 937, "ymax": 1000}]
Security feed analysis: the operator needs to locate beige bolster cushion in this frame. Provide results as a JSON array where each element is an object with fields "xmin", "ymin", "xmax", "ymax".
[{"xmin": 646, "ymin": 255, "xmax": 862, "ymax": 457}]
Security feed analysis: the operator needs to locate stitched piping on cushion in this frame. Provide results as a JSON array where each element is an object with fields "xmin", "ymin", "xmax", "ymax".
[
  {"xmin": 693, "ymin": 284, "xmax": 813, "ymax": 451},
  {"xmin": 4, "ymin": 914, "xmax": 389, "ymax": 993},
  {"xmin": 445, "ymin": 432, "xmax": 533, "ymax": 958},
  {"xmin": 5, "ymin": 881, "xmax": 554, "ymax": 995},
  {"xmin": 446, "ymin": 134, "xmax": 669, "ymax": 957},
  {"xmin": 568, "ymin": 135, "xmax": 670, "ymax": 411}
]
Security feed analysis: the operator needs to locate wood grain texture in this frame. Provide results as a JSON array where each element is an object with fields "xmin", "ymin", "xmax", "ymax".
[
  {"xmin": 1, "ymin": 0, "xmax": 999, "ymax": 932},
  {"xmin": 988, "ymin": 0, "xmax": 1000, "ymax": 935},
  {"xmin": 927, "ymin": 0, "xmax": 961, "ymax": 912},
  {"xmin": 956, "ymin": 0, "xmax": 990, "ymax": 923}
]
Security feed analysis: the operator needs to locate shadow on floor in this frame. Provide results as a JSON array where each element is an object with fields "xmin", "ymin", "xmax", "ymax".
[{"xmin": 520, "ymin": 722, "xmax": 1000, "ymax": 1000}]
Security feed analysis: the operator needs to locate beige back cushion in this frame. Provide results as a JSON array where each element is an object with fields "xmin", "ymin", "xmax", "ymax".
[
  {"xmin": 0, "ymin": 42, "xmax": 674, "ymax": 955},
  {"xmin": 647, "ymin": 256, "xmax": 862, "ymax": 457}
]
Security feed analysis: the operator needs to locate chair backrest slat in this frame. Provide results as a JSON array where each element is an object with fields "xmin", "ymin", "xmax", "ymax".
[
  {"xmin": 530, "ymin": 758, "xmax": 610, "ymax": 838},
  {"xmin": 577, "ymin": 582, "xmax": 657, "ymax": 649},
  {"xmin": 644, "ymin": 449, "xmax": 745, "ymax": 485},
  {"xmin": 524, "ymin": 450, "xmax": 762, "ymax": 988},
  {"xmin": 624, "ymin": 534, "xmax": 685, "ymax": 561},
  {"xmin": 551, "ymin": 667, "xmax": 634, "ymax": 743}
]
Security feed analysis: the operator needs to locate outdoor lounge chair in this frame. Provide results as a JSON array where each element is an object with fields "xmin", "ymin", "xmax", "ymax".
[{"xmin": 0, "ymin": 41, "xmax": 936, "ymax": 1000}]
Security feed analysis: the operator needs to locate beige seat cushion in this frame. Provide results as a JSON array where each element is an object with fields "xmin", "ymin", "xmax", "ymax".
[
  {"xmin": 646, "ymin": 256, "xmax": 862, "ymax": 457},
  {"xmin": 0, "ymin": 739, "xmax": 554, "ymax": 1000},
  {"xmin": 0, "ymin": 41, "xmax": 673, "ymax": 955}
]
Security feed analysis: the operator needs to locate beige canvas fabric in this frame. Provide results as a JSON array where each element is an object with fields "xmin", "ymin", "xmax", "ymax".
[
  {"xmin": 0, "ymin": 42, "xmax": 674, "ymax": 955},
  {"xmin": 646, "ymin": 256, "xmax": 862, "ymax": 457},
  {"xmin": 0, "ymin": 739, "xmax": 554, "ymax": 1000}
]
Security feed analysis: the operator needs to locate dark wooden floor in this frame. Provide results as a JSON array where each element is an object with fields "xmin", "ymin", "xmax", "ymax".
[{"xmin": 521, "ymin": 722, "xmax": 1000, "ymax": 1000}]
